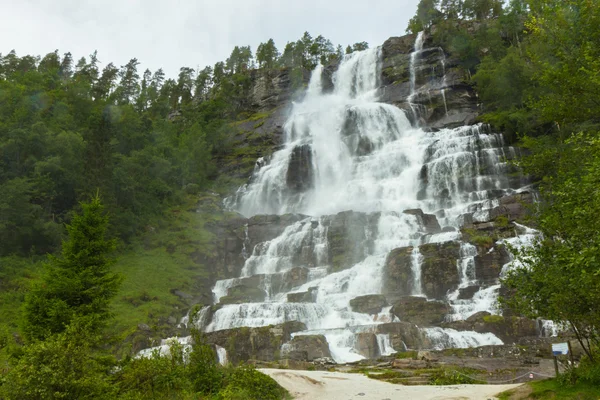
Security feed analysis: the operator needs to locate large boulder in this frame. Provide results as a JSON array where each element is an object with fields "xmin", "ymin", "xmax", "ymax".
[
  {"xmin": 442, "ymin": 313, "xmax": 538, "ymax": 343},
  {"xmin": 204, "ymin": 321, "xmax": 307, "ymax": 364},
  {"xmin": 286, "ymin": 144, "xmax": 313, "ymax": 193},
  {"xmin": 287, "ymin": 287, "xmax": 317, "ymax": 303},
  {"xmin": 349, "ymin": 294, "xmax": 388, "ymax": 315},
  {"xmin": 474, "ymin": 245, "xmax": 511, "ymax": 285},
  {"xmin": 355, "ymin": 333, "xmax": 380, "ymax": 359},
  {"xmin": 391, "ymin": 297, "xmax": 451, "ymax": 327},
  {"xmin": 382, "ymin": 246, "xmax": 414, "ymax": 301},
  {"xmin": 489, "ymin": 192, "xmax": 535, "ymax": 225},
  {"xmin": 420, "ymin": 241, "xmax": 461, "ymax": 299},
  {"xmin": 282, "ymin": 335, "xmax": 332, "ymax": 361},
  {"xmin": 323, "ymin": 211, "xmax": 379, "ymax": 272},
  {"xmin": 219, "ymin": 285, "xmax": 267, "ymax": 305},
  {"xmin": 376, "ymin": 322, "xmax": 431, "ymax": 350},
  {"xmin": 403, "ymin": 209, "xmax": 442, "ymax": 234}
]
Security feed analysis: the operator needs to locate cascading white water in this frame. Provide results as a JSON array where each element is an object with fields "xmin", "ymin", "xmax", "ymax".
[
  {"xmin": 216, "ymin": 345, "xmax": 228, "ymax": 366},
  {"xmin": 377, "ymin": 334, "xmax": 396, "ymax": 356},
  {"xmin": 207, "ymin": 36, "xmax": 534, "ymax": 362},
  {"xmin": 410, "ymin": 247, "xmax": 424, "ymax": 296},
  {"xmin": 424, "ymin": 327, "xmax": 503, "ymax": 350}
]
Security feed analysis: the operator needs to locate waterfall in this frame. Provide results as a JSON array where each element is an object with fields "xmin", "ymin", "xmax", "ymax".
[
  {"xmin": 376, "ymin": 334, "xmax": 396, "ymax": 356},
  {"xmin": 205, "ymin": 35, "xmax": 534, "ymax": 363},
  {"xmin": 424, "ymin": 327, "xmax": 503, "ymax": 350},
  {"xmin": 410, "ymin": 247, "xmax": 424, "ymax": 296},
  {"xmin": 216, "ymin": 345, "xmax": 228, "ymax": 366}
]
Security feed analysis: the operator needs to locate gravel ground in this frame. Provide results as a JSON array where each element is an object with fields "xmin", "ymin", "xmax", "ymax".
[{"xmin": 260, "ymin": 368, "xmax": 523, "ymax": 400}]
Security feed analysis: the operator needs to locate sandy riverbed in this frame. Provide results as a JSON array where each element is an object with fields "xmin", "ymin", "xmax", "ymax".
[{"xmin": 260, "ymin": 368, "xmax": 522, "ymax": 400}]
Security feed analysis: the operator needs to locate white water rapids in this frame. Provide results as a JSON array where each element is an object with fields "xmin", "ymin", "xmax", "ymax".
[{"xmin": 198, "ymin": 36, "xmax": 536, "ymax": 363}]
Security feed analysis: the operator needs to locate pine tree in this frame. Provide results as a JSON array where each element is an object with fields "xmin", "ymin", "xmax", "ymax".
[{"xmin": 22, "ymin": 194, "xmax": 122, "ymax": 341}]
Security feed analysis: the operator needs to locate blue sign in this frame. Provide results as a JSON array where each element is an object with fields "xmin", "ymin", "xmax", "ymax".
[{"xmin": 552, "ymin": 342, "xmax": 569, "ymax": 356}]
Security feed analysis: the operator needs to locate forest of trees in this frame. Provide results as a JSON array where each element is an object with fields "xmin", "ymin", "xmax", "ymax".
[{"xmin": 0, "ymin": 32, "xmax": 367, "ymax": 258}]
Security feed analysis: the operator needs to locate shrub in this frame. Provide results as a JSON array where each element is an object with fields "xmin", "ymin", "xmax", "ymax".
[{"xmin": 218, "ymin": 365, "xmax": 288, "ymax": 400}]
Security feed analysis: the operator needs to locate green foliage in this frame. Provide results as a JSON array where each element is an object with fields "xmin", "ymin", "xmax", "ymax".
[
  {"xmin": 499, "ymin": 378, "xmax": 600, "ymax": 400},
  {"xmin": 113, "ymin": 341, "xmax": 194, "ymax": 399},
  {"xmin": 218, "ymin": 365, "xmax": 288, "ymax": 400},
  {"xmin": 503, "ymin": 133, "xmax": 600, "ymax": 362},
  {"xmin": 0, "ymin": 320, "xmax": 116, "ymax": 400},
  {"xmin": 188, "ymin": 330, "xmax": 224, "ymax": 394},
  {"xmin": 22, "ymin": 195, "xmax": 122, "ymax": 341},
  {"xmin": 429, "ymin": 368, "xmax": 481, "ymax": 385}
]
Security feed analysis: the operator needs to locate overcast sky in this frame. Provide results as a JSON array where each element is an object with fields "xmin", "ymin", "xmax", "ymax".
[{"xmin": 1, "ymin": 0, "xmax": 419, "ymax": 78}]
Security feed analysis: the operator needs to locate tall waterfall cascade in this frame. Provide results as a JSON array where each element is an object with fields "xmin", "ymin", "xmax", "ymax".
[{"xmin": 198, "ymin": 34, "xmax": 539, "ymax": 363}]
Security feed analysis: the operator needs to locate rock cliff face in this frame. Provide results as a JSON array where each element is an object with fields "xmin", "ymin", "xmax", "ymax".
[
  {"xmin": 380, "ymin": 34, "xmax": 479, "ymax": 130},
  {"xmin": 144, "ymin": 31, "xmax": 543, "ymax": 365}
]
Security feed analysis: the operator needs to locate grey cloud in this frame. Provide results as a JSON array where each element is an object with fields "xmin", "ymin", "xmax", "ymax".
[{"xmin": 1, "ymin": 0, "xmax": 418, "ymax": 78}]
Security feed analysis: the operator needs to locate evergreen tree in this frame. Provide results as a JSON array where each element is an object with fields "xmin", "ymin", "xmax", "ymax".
[{"xmin": 22, "ymin": 195, "xmax": 121, "ymax": 341}]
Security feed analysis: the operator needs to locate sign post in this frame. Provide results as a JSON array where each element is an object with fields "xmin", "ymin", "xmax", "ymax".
[{"xmin": 552, "ymin": 342, "xmax": 570, "ymax": 377}]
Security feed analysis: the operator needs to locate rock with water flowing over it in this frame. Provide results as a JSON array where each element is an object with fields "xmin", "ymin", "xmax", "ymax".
[
  {"xmin": 286, "ymin": 144, "xmax": 314, "ymax": 193},
  {"xmin": 376, "ymin": 322, "xmax": 431, "ymax": 350},
  {"xmin": 442, "ymin": 314, "xmax": 538, "ymax": 344},
  {"xmin": 474, "ymin": 246, "xmax": 512, "ymax": 285},
  {"xmin": 323, "ymin": 211, "xmax": 379, "ymax": 272},
  {"xmin": 349, "ymin": 294, "xmax": 388, "ymax": 315},
  {"xmin": 355, "ymin": 333, "xmax": 381, "ymax": 359},
  {"xmin": 382, "ymin": 246, "xmax": 414, "ymax": 301},
  {"xmin": 219, "ymin": 285, "xmax": 267, "ymax": 305},
  {"xmin": 403, "ymin": 209, "xmax": 442, "ymax": 234},
  {"xmin": 287, "ymin": 287, "xmax": 317, "ymax": 303},
  {"xmin": 282, "ymin": 335, "xmax": 332, "ymax": 361},
  {"xmin": 391, "ymin": 297, "xmax": 452, "ymax": 327},
  {"xmin": 458, "ymin": 285, "xmax": 481, "ymax": 300},
  {"xmin": 420, "ymin": 242, "xmax": 461, "ymax": 299},
  {"xmin": 204, "ymin": 321, "xmax": 306, "ymax": 364}
]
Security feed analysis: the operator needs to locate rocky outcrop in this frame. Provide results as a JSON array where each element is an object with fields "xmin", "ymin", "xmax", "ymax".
[
  {"xmin": 403, "ymin": 209, "xmax": 442, "ymax": 234},
  {"xmin": 391, "ymin": 297, "xmax": 451, "ymax": 327},
  {"xmin": 490, "ymin": 191, "xmax": 535, "ymax": 225},
  {"xmin": 286, "ymin": 144, "xmax": 313, "ymax": 192},
  {"xmin": 458, "ymin": 285, "xmax": 480, "ymax": 300},
  {"xmin": 250, "ymin": 68, "xmax": 309, "ymax": 112},
  {"xmin": 442, "ymin": 313, "xmax": 537, "ymax": 344},
  {"xmin": 356, "ymin": 333, "xmax": 380, "ymax": 359},
  {"xmin": 282, "ymin": 335, "xmax": 332, "ymax": 361},
  {"xmin": 376, "ymin": 322, "xmax": 432, "ymax": 350},
  {"xmin": 323, "ymin": 211, "xmax": 379, "ymax": 272},
  {"xmin": 287, "ymin": 287, "xmax": 317, "ymax": 303},
  {"xmin": 474, "ymin": 245, "xmax": 511, "ymax": 285},
  {"xmin": 204, "ymin": 321, "xmax": 306, "ymax": 364},
  {"xmin": 382, "ymin": 246, "xmax": 414, "ymax": 301},
  {"xmin": 350, "ymin": 294, "xmax": 388, "ymax": 315},
  {"xmin": 420, "ymin": 241, "xmax": 461, "ymax": 299},
  {"xmin": 219, "ymin": 285, "xmax": 267, "ymax": 305},
  {"xmin": 380, "ymin": 33, "xmax": 478, "ymax": 130}
]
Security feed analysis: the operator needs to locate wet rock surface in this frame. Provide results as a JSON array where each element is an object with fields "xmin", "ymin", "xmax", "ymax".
[
  {"xmin": 391, "ymin": 297, "xmax": 452, "ymax": 327},
  {"xmin": 282, "ymin": 335, "xmax": 332, "ymax": 361},
  {"xmin": 350, "ymin": 294, "xmax": 388, "ymax": 315},
  {"xmin": 204, "ymin": 321, "xmax": 306, "ymax": 364}
]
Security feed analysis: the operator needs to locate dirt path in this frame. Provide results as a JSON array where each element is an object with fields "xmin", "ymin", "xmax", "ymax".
[{"xmin": 260, "ymin": 368, "xmax": 522, "ymax": 400}]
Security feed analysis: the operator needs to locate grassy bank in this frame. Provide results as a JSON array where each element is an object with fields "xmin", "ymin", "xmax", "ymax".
[{"xmin": 499, "ymin": 379, "xmax": 600, "ymax": 400}]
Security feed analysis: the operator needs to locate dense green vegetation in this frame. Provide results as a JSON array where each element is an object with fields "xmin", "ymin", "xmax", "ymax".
[
  {"xmin": 409, "ymin": 0, "xmax": 600, "ymax": 389},
  {"xmin": 0, "ymin": 31, "xmax": 359, "ymax": 398}
]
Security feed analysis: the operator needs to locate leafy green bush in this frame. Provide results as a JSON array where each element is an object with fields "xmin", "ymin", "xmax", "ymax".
[{"xmin": 218, "ymin": 365, "xmax": 288, "ymax": 400}]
